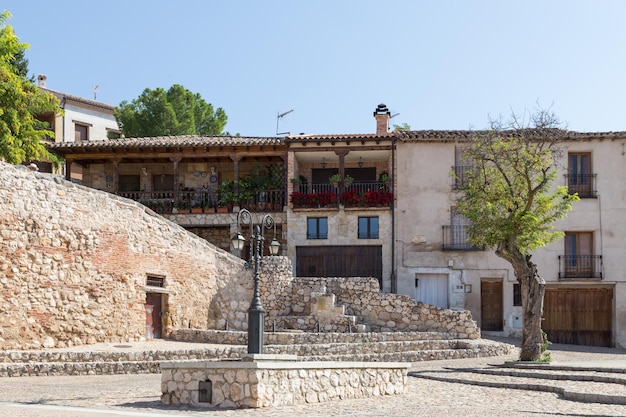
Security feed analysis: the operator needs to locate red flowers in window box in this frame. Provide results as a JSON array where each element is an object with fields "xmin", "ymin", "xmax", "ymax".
[{"xmin": 363, "ymin": 189, "xmax": 393, "ymax": 206}]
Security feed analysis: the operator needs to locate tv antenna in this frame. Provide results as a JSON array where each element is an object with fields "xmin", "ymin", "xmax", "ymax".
[
  {"xmin": 276, "ymin": 109, "xmax": 294, "ymax": 136},
  {"xmin": 93, "ymin": 85, "xmax": 100, "ymax": 100}
]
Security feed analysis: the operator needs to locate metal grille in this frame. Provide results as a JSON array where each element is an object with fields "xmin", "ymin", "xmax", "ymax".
[{"xmin": 146, "ymin": 276, "xmax": 165, "ymax": 287}]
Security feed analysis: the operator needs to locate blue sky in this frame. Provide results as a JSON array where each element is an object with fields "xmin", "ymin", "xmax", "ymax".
[{"xmin": 5, "ymin": 1, "xmax": 626, "ymax": 136}]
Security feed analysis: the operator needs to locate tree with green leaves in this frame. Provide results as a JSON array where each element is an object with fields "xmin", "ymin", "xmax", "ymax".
[
  {"xmin": 456, "ymin": 109, "xmax": 578, "ymax": 361},
  {"xmin": 114, "ymin": 84, "xmax": 228, "ymax": 138},
  {"xmin": 0, "ymin": 11, "xmax": 60, "ymax": 165}
]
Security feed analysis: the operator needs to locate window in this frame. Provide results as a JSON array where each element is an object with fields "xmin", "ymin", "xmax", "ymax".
[
  {"xmin": 74, "ymin": 122, "xmax": 89, "ymax": 142},
  {"xmin": 451, "ymin": 208, "xmax": 470, "ymax": 247},
  {"xmin": 513, "ymin": 284, "xmax": 522, "ymax": 306},
  {"xmin": 146, "ymin": 276, "xmax": 165, "ymax": 287},
  {"xmin": 564, "ymin": 232, "xmax": 593, "ymax": 276},
  {"xmin": 453, "ymin": 146, "xmax": 474, "ymax": 189},
  {"xmin": 358, "ymin": 216, "xmax": 379, "ymax": 239},
  {"xmin": 307, "ymin": 217, "xmax": 328, "ymax": 239},
  {"xmin": 567, "ymin": 152, "xmax": 594, "ymax": 197}
]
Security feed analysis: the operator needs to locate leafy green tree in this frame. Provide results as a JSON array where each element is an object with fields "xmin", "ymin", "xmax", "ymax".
[
  {"xmin": 393, "ymin": 122, "xmax": 411, "ymax": 131},
  {"xmin": 114, "ymin": 84, "xmax": 228, "ymax": 137},
  {"xmin": 0, "ymin": 11, "xmax": 59, "ymax": 165},
  {"xmin": 456, "ymin": 109, "xmax": 578, "ymax": 361}
]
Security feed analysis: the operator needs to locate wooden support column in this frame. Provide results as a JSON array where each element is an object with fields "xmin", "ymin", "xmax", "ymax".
[
  {"xmin": 231, "ymin": 155, "xmax": 242, "ymax": 194},
  {"xmin": 65, "ymin": 158, "xmax": 73, "ymax": 181},
  {"xmin": 170, "ymin": 156, "xmax": 182, "ymax": 205},
  {"xmin": 112, "ymin": 159, "xmax": 120, "ymax": 194},
  {"xmin": 335, "ymin": 150, "xmax": 349, "ymax": 205}
]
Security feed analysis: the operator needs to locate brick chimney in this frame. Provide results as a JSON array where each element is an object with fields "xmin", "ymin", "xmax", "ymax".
[
  {"xmin": 373, "ymin": 103, "xmax": 390, "ymax": 135},
  {"xmin": 37, "ymin": 74, "xmax": 47, "ymax": 88}
]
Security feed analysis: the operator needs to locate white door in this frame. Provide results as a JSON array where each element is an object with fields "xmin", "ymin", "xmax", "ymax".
[{"xmin": 415, "ymin": 273, "xmax": 449, "ymax": 309}]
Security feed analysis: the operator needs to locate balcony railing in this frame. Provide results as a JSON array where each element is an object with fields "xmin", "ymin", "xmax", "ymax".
[
  {"xmin": 291, "ymin": 181, "xmax": 392, "ymax": 208},
  {"xmin": 451, "ymin": 165, "xmax": 475, "ymax": 190},
  {"xmin": 118, "ymin": 189, "xmax": 285, "ymax": 214},
  {"xmin": 565, "ymin": 174, "xmax": 597, "ymax": 198},
  {"xmin": 558, "ymin": 255, "xmax": 603, "ymax": 279},
  {"xmin": 442, "ymin": 225, "xmax": 483, "ymax": 251}
]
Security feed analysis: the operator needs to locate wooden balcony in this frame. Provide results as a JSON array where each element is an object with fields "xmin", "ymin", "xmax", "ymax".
[{"xmin": 118, "ymin": 189, "xmax": 285, "ymax": 214}]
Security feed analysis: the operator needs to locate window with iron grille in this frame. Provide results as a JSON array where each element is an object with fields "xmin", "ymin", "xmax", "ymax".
[
  {"xmin": 513, "ymin": 284, "xmax": 522, "ymax": 306},
  {"xmin": 358, "ymin": 216, "xmax": 379, "ymax": 239},
  {"xmin": 307, "ymin": 217, "xmax": 328, "ymax": 239},
  {"xmin": 146, "ymin": 276, "xmax": 165, "ymax": 287}
]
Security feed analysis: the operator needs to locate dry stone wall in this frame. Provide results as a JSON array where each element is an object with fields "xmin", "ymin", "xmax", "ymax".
[
  {"xmin": 0, "ymin": 163, "xmax": 242, "ymax": 350},
  {"xmin": 207, "ymin": 257, "xmax": 480, "ymax": 339}
]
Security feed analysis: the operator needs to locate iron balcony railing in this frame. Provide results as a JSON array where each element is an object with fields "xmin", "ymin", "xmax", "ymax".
[
  {"xmin": 442, "ymin": 225, "xmax": 483, "ymax": 251},
  {"xmin": 558, "ymin": 255, "xmax": 603, "ymax": 279},
  {"xmin": 451, "ymin": 165, "xmax": 475, "ymax": 190},
  {"xmin": 564, "ymin": 173, "xmax": 597, "ymax": 198}
]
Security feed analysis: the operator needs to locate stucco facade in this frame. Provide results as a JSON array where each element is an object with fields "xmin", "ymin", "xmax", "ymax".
[{"xmin": 394, "ymin": 131, "xmax": 626, "ymax": 348}]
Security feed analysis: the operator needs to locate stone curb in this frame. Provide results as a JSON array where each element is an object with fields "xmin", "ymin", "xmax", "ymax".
[{"xmin": 408, "ymin": 371, "xmax": 626, "ymax": 406}]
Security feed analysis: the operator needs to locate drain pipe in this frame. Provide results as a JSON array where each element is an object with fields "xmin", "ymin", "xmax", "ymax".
[{"xmin": 390, "ymin": 134, "xmax": 397, "ymax": 293}]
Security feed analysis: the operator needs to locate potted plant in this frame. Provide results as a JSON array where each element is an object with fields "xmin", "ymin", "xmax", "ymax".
[
  {"xmin": 290, "ymin": 177, "xmax": 302, "ymax": 185},
  {"xmin": 378, "ymin": 171, "xmax": 390, "ymax": 189},
  {"xmin": 176, "ymin": 199, "xmax": 190, "ymax": 214},
  {"xmin": 329, "ymin": 174, "xmax": 342, "ymax": 187},
  {"xmin": 343, "ymin": 175, "xmax": 354, "ymax": 187},
  {"xmin": 191, "ymin": 201, "xmax": 203, "ymax": 214}
]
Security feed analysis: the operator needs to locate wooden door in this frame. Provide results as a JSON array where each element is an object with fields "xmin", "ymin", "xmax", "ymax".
[
  {"xmin": 481, "ymin": 280, "xmax": 503, "ymax": 331},
  {"xmin": 543, "ymin": 288, "xmax": 612, "ymax": 347},
  {"xmin": 145, "ymin": 293, "xmax": 162, "ymax": 339},
  {"xmin": 296, "ymin": 246, "xmax": 382, "ymax": 287}
]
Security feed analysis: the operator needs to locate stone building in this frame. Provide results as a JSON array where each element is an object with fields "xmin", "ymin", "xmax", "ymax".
[
  {"xmin": 46, "ymin": 105, "xmax": 626, "ymax": 348},
  {"xmin": 0, "ymin": 162, "xmax": 478, "ymax": 350},
  {"xmin": 33, "ymin": 74, "xmax": 120, "ymax": 178}
]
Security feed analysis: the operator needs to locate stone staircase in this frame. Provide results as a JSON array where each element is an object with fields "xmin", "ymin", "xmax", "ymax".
[
  {"xmin": 409, "ymin": 362, "xmax": 626, "ymax": 405},
  {"xmin": 0, "ymin": 330, "xmax": 514, "ymax": 377},
  {"xmin": 270, "ymin": 285, "xmax": 371, "ymax": 333}
]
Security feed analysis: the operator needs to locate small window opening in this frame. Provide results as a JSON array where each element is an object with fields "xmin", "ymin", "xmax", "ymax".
[{"xmin": 147, "ymin": 276, "xmax": 165, "ymax": 287}]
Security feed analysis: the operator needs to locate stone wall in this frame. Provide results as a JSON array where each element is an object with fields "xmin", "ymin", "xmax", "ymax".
[
  {"xmin": 0, "ymin": 163, "xmax": 243, "ymax": 350},
  {"xmin": 160, "ymin": 360, "xmax": 409, "ymax": 408},
  {"xmin": 0, "ymin": 162, "xmax": 478, "ymax": 351},
  {"xmin": 207, "ymin": 257, "xmax": 480, "ymax": 339}
]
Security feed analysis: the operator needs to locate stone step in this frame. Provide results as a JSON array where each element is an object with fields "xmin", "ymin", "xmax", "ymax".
[
  {"xmin": 0, "ymin": 348, "xmax": 494, "ymax": 377},
  {"xmin": 0, "ymin": 346, "xmax": 246, "ymax": 364},
  {"xmin": 171, "ymin": 329, "xmax": 465, "ymax": 345},
  {"xmin": 263, "ymin": 339, "xmax": 460, "ymax": 356},
  {"xmin": 409, "ymin": 366, "xmax": 626, "ymax": 405}
]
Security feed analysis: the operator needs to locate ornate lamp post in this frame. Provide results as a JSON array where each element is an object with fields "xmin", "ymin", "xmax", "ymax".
[{"xmin": 231, "ymin": 208, "xmax": 280, "ymax": 354}]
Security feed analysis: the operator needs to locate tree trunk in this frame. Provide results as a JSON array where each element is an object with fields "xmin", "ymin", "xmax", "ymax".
[{"xmin": 497, "ymin": 245, "xmax": 546, "ymax": 361}]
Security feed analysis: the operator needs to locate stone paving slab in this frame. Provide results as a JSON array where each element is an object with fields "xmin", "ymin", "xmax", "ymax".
[{"xmin": 0, "ymin": 337, "xmax": 625, "ymax": 416}]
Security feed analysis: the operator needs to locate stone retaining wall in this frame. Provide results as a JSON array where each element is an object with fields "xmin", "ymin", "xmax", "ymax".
[
  {"xmin": 207, "ymin": 257, "xmax": 480, "ymax": 339},
  {"xmin": 0, "ymin": 163, "xmax": 243, "ymax": 350},
  {"xmin": 160, "ymin": 360, "xmax": 409, "ymax": 408}
]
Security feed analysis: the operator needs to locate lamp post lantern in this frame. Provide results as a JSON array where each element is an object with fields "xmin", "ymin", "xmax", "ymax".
[{"xmin": 231, "ymin": 208, "xmax": 280, "ymax": 354}]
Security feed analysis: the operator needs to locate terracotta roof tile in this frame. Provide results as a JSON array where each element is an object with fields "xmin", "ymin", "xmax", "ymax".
[
  {"xmin": 395, "ymin": 129, "xmax": 626, "ymax": 142},
  {"xmin": 284, "ymin": 133, "xmax": 393, "ymax": 143},
  {"xmin": 47, "ymin": 135, "xmax": 283, "ymax": 150}
]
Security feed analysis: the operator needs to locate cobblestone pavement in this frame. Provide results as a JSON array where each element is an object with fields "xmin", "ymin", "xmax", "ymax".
[{"xmin": 0, "ymin": 337, "xmax": 625, "ymax": 417}]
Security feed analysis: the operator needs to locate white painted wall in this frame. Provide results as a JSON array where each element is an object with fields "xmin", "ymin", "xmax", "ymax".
[
  {"xmin": 61, "ymin": 103, "xmax": 118, "ymax": 142},
  {"xmin": 395, "ymin": 135, "xmax": 626, "ymax": 347}
]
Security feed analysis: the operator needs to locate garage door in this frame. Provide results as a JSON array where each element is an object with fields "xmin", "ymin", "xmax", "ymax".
[
  {"xmin": 296, "ymin": 246, "xmax": 382, "ymax": 287},
  {"xmin": 543, "ymin": 287, "xmax": 613, "ymax": 347}
]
